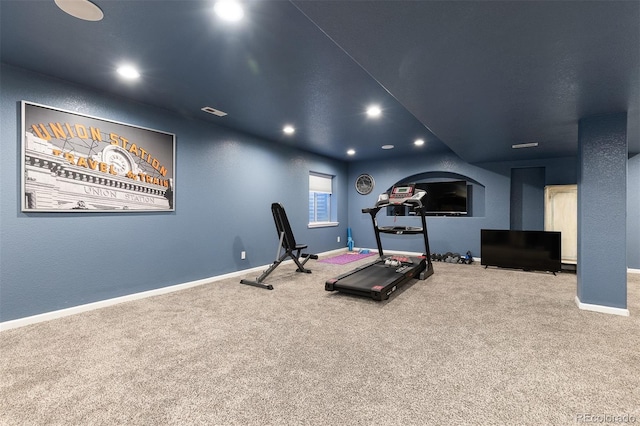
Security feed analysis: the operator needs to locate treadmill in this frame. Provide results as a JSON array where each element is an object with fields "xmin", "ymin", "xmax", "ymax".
[{"xmin": 325, "ymin": 183, "xmax": 434, "ymax": 300}]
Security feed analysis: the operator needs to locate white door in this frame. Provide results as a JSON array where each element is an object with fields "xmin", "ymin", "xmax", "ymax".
[{"xmin": 544, "ymin": 185, "xmax": 577, "ymax": 264}]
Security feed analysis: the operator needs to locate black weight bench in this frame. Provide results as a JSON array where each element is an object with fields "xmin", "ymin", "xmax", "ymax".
[{"xmin": 240, "ymin": 203, "xmax": 318, "ymax": 290}]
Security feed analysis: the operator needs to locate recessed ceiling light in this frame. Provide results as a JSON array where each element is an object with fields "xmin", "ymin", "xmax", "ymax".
[
  {"xmin": 414, "ymin": 139, "xmax": 425, "ymax": 146},
  {"xmin": 366, "ymin": 105, "xmax": 382, "ymax": 118},
  {"xmin": 347, "ymin": 149, "xmax": 356, "ymax": 156},
  {"xmin": 283, "ymin": 125, "xmax": 295, "ymax": 135},
  {"xmin": 117, "ymin": 65, "xmax": 140, "ymax": 80},
  {"xmin": 512, "ymin": 142, "xmax": 539, "ymax": 149},
  {"xmin": 55, "ymin": 0, "xmax": 103, "ymax": 21},
  {"xmin": 381, "ymin": 144, "xmax": 394, "ymax": 150},
  {"xmin": 214, "ymin": 0, "xmax": 244, "ymax": 22}
]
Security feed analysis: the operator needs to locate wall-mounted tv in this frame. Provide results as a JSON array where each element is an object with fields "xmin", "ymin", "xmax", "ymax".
[{"xmin": 416, "ymin": 181, "xmax": 468, "ymax": 216}]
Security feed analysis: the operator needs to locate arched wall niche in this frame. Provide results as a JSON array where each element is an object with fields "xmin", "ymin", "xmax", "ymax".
[{"xmin": 389, "ymin": 171, "xmax": 486, "ymax": 217}]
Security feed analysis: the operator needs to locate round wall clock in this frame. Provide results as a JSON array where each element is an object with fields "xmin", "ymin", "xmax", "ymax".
[{"xmin": 355, "ymin": 173, "xmax": 375, "ymax": 195}]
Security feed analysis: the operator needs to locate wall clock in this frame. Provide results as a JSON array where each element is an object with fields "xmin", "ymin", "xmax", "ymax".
[{"xmin": 355, "ymin": 173, "xmax": 375, "ymax": 195}]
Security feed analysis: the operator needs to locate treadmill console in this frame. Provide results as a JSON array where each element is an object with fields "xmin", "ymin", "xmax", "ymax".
[{"xmin": 377, "ymin": 184, "xmax": 426, "ymax": 206}]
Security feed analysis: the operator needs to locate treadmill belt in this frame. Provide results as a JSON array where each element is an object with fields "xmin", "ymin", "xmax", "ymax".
[
  {"xmin": 326, "ymin": 255, "xmax": 429, "ymax": 300},
  {"xmin": 334, "ymin": 263, "xmax": 399, "ymax": 291}
]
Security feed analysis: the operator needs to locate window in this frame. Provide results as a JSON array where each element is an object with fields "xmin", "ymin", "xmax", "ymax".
[{"xmin": 309, "ymin": 172, "xmax": 337, "ymax": 227}]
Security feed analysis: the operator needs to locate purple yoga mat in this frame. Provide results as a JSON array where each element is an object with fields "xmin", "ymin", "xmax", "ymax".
[{"xmin": 318, "ymin": 252, "xmax": 376, "ymax": 265}]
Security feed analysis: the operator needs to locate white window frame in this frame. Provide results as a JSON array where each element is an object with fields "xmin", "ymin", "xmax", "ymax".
[{"xmin": 308, "ymin": 172, "xmax": 338, "ymax": 228}]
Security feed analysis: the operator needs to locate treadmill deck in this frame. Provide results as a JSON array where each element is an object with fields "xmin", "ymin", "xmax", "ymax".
[{"xmin": 325, "ymin": 255, "xmax": 431, "ymax": 300}]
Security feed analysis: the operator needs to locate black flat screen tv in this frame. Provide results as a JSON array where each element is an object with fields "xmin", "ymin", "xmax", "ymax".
[
  {"xmin": 416, "ymin": 181, "xmax": 468, "ymax": 215},
  {"xmin": 481, "ymin": 229, "xmax": 561, "ymax": 273}
]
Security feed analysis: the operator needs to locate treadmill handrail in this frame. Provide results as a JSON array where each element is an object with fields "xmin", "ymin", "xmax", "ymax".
[
  {"xmin": 362, "ymin": 199, "xmax": 426, "ymax": 214},
  {"xmin": 363, "ymin": 188, "xmax": 431, "ymax": 261}
]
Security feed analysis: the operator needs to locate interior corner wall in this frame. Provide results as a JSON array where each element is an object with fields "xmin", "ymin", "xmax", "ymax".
[
  {"xmin": 0, "ymin": 64, "xmax": 348, "ymax": 322},
  {"xmin": 510, "ymin": 167, "xmax": 545, "ymax": 231}
]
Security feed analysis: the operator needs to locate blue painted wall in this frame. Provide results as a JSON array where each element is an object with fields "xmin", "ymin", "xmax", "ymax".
[
  {"xmin": 510, "ymin": 167, "xmax": 545, "ymax": 231},
  {"xmin": 1, "ymin": 64, "xmax": 639, "ymax": 322},
  {"xmin": 577, "ymin": 113, "xmax": 627, "ymax": 308},
  {"xmin": 347, "ymin": 154, "xmax": 578, "ymax": 258},
  {"xmin": 0, "ymin": 65, "xmax": 348, "ymax": 322},
  {"xmin": 347, "ymin": 152, "xmax": 509, "ymax": 257},
  {"xmin": 629, "ymin": 154, "xmax": 640, "ymax": 270}
]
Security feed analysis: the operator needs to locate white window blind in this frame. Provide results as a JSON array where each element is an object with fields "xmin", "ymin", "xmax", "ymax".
[
  {"xmin": 309, "ymin": 172, "xmax": 336, "ymax": 226},
  {"xmin": 309, "ymin": 173, "xmax": 332, "ymax": 194}
]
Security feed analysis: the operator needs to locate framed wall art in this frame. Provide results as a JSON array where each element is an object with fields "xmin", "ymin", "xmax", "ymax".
[{"xmin": 21, "ymin": 101, "xmax": 175, "ymax": 212}]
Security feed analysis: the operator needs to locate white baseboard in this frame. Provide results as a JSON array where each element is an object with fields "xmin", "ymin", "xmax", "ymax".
[
  {"xmin": 322, "ymin": 247, "xmax": 350, "ymax": 257},
  {"xmin": 1, "ymin": 249, "xmax": 344, "ymax": 332},
  {"xmin": 0, "ymin": 270, "xmax": 244, "ymax": 332},
  {"xmin": 628, "ymin": 268, "xmax": 640, "ymax": 274},
  {"xmin": 574, "ymin": 296, "xmax": 630, "ymax": 317},
  {"xmin": 2, "ymin": 249, "xmax": 633, "ymax": 331}
]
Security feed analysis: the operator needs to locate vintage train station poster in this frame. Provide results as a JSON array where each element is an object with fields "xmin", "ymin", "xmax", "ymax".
[{"xmin": 21, "ymin": 101, "xmax": 175, "ymax": 212}]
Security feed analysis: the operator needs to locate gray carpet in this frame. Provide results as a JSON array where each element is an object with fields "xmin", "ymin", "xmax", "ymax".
[{"xmin": 2, "ymin": 256, "xmax": 639, "ymax": 425}]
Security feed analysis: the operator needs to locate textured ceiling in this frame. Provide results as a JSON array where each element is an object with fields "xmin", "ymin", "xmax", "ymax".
[
  {"xmin": 295, "ymin": 0, "xmax": 640, "ymax": 163},
  {"xmin": 1, "ymin": 0, "xmax": 638, "ymax": 163}
]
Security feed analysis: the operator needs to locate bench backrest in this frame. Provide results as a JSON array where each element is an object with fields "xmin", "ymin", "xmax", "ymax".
[{"xmin": 271, "ymin": 203, "xmax": 297, "ymax": 250}]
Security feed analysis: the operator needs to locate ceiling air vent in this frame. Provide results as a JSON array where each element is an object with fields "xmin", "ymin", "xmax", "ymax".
[
  {"xmin": 201, "ymin": 106, "xmax": 228, "ymax": 117},
  {"xmin": 511, "ymin": 142, "xmax": 538, "ymax": 149}
]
